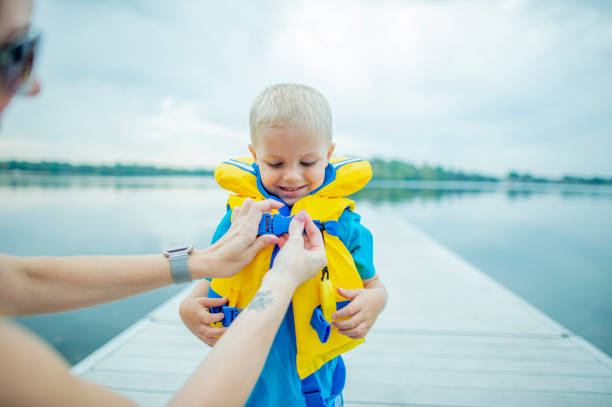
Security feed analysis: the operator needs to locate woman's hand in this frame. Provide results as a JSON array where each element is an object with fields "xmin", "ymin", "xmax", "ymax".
[
  {"xmin": 191, "ymin": 199, "xmax": 284, "ymax": 279},
  {"xmin": 269, "ymin": 210, "xmax": 327, "ymax": 289}
]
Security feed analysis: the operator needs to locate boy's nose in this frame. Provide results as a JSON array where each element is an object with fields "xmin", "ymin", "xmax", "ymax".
[{"xmin": 283, "ymin": 167, "xmax": 301, "ymax": 183}]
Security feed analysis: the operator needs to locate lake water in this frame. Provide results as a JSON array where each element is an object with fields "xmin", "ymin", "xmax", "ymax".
[{"xmin": 1, "ymin": 174, "xmax": 611, "ymax": 364}]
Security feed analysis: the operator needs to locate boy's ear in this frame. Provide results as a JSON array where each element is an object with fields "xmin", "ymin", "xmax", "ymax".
[
  {"xmin": 248, "ymin": 144, "xmax": 258, "ymax": 161},
  {"xmin": 326, "ymin": 143, "xmax": 335, "ymax": 160}
]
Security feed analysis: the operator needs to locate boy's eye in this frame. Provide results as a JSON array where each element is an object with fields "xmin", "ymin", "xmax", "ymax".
[
  {"xmin": 300, "ymin": 161, "xmax": 317, "ymax": 167},
  {"xmin": 266, "ymin": 162, "xmax": 283, "ymax": 168}
]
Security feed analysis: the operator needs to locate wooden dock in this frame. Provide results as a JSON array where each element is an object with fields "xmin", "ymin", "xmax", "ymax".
[{"xmin": 72, "ymin": 211, "xmax": 612, "ymax": 406}]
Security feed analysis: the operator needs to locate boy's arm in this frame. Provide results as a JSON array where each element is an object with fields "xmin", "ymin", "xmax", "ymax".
[
  {"xmin": 332, "ymin": 209, "xmax": 388, "ymax": 339},
  {"xmin": 333, "ymin": 274, "xmax": 388, "ymax": 339},
  {"xmin": 179, "ymin": 279, "xmax": 229, "ymax": 346},
  {"xmin": 179, "ymin": 209, "xmax": 231, "ymax": 346},
  {"xmin": 338, "ymin": 209, "xmax": 376, "ymax": 280}
]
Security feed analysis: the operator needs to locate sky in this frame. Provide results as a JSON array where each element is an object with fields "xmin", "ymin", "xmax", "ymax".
[{"xmin": 1, "ymin": 0, "xmax": 611, "ymax": 177}]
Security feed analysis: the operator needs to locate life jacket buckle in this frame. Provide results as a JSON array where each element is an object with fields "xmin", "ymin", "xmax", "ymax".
[
  {"xmin": 257, "ymin": 213, "xmax": 292, "ymax": 236},
  {"xmin": 209, "ymin": 305, "xmax": 242, "ymax": 327}
]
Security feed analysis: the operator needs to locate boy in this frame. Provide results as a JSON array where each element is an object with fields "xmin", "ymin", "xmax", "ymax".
[{"xmin": 180, "ymin": 83, "xmax": 387, "ymax": 406}]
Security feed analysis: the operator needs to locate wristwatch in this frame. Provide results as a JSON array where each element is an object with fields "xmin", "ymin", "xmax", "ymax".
[{"xmin": 164, "ymin": 245, "xmax": 193, "ymax": 284}]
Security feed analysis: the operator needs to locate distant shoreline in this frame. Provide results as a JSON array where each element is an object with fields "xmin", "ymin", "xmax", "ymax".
[{"xmin": 1, "ymin": 160, "xmax": 611, "ymax": 185}]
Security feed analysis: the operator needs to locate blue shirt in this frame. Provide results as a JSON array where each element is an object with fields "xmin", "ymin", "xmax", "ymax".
[{"xmin": 209, "ymin": 208, "xmax": 374, "ymax": 406}]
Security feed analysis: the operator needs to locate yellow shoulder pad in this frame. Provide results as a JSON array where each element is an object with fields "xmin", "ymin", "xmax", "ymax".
[
  {"xmin": 317, "ymin": 158, "xmax": 372, "ymax": 197},
  {"xmin": 214, "ymin": 158, "xmax": 264, "ymax": 198}
]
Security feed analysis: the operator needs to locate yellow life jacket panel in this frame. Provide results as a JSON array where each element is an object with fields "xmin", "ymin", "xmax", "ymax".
[{"xmin": 210, "ymin": 157, "xmax": 372, "ymax": 379}]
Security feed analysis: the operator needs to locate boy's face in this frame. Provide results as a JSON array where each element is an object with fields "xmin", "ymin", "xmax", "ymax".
[{"xmin": 249, "ymin": 125, "xmax": 334, "ymax": 206}]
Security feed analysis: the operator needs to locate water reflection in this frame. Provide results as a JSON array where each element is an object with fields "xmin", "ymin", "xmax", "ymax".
[
  {"xmin": 0, "ymin": 173, "xmax": 217, "ymax": 190},
  {"xmin": 351, "ymin": 186, "xmax": 486, "ymax": 204},
  {"xmin": 352, "ymin": 181, "xmax": 612, "ymax": 204},
  {"xmin": 3, "ymin": 173, "xmax": 612, "ymax": 199},
  {"xmin": 2, "ymin": 173, "xmax": 612, "ymax": 361}
]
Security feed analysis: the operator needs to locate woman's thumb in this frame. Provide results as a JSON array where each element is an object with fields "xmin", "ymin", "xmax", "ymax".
[
  {"xmin": 245, "ymin": 235, "xmax": 279, "ymax": 259},
  {"xmin": 287, "ymin": 211, "xmax": 306, "ymax": 240}
]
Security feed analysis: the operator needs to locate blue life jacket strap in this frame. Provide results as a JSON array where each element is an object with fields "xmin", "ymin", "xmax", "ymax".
[
  {"xmin": 310, "ymin": 300, "xmax": 350, "ymax": 343},
  {"xmin": 207, "ymin": 288, "xmax": 243, "ymax": 327},
  {"xmin": 257, "ymin": 214, "xmax": 340, "ymax": 237},
  {"xmin": 208, "ymin": 304, "xmax": 243, "ymax": 327},
  {"xmin": 301, "ymin": 355, "xmax": 346, "ymax": 407}
]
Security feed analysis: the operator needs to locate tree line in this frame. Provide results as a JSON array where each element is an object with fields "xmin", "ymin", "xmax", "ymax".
[
  {"xmin": 0, "ymin": 161, "xmax": 213, "ymax": 176},
  {"xmin": 1, "ymin": 159, "xmax": 610, "ymax": 185}
]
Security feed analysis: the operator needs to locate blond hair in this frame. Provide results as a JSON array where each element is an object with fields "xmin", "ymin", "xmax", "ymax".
[{"xmin": 249, "ymin": 83, "xmax": 332, "ymax": 145}]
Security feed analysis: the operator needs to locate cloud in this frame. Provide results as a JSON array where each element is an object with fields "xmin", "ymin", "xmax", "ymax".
[{"xmin": 1, "ymin": 0, "xmax": 611, "ymax": 176}]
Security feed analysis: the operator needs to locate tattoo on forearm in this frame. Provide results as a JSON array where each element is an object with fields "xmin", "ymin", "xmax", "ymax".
[{"xmin": 247, "ymin": 290, "xmax": 273, "ymax": 312}]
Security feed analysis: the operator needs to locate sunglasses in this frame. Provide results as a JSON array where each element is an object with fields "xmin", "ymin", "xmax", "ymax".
[{"xmin": 0, "ymin": 28, "xmax": 40, "ymax": 94}]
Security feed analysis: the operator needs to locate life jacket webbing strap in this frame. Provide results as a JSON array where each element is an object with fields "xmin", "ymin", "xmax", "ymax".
[
  {"xmin": 257, "ymin": 214, "xmax": 340, "ymax": 237},
  {"xmin": 301, "ymin": 355, "xmax": 346, "ymax": 407}
]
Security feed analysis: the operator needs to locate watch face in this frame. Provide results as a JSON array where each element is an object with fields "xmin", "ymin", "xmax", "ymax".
[
  {"xmin": 164, "ymin": 245, "xmax": 193, "ymax": 256},
  {"xmin": 167, "ymin": 247, "xmax": 188, "ymax": 254}
]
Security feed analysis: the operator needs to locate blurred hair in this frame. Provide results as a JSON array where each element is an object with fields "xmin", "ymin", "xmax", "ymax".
[{"xmin": 249, "ymin": 83, "xmax": 332, "ymax": 145}]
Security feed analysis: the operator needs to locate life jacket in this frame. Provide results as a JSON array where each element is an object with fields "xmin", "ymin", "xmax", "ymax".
[{"xmin": 209, "ymin": 157, "xmax": 372, "ymax": 404}]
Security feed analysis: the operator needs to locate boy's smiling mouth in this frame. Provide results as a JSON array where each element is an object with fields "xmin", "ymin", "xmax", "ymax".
[
  {"xmin": 280, "ymin": 185, "xmax": 305, "ymax": 191},
  {"xmin": 278, "ymin": 185, "xmax": 307, "ymax": 197}
]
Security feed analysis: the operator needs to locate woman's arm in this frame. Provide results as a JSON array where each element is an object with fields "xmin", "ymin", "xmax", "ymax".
[
  {"xmin": 0, "ymin": 198, "xmax": 283, "ymax": 316},
  {"xmin": 170, "ymin": 210, "xmax": 326, "ymax": 407},
  {"xmin": 0, "ymin": 210, "xmax": 326, "ymax": 407},
  {"xmin": 0, "ymin": 319, "xmax": 139, "ymax": 407}
]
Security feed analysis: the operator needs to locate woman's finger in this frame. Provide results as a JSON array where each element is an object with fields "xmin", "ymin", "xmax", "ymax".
[
  {"xmin": 255, "ymin": 199, "xmax": 284, "ymax": 214},
  {"xmin": 232, "ymin": 205, "xmax": 242, "ymax": 220},
  {"xmin": 240, "ymin": 199, "xmax": 284, "ymax": 234},
  {"xmin": 276, "ymin": 234, "xmax": 288, "ymax": 249},
  {"xmin": 302, "ymin": 211, "xmax": 324, "ymax": 250},
  {"xmin": 241, "ymin": 198, "xmax": 254, "ymax": 215},
  {"xmin": 287, "ymin": 212, "xmax": 306, "ymax": 243}
]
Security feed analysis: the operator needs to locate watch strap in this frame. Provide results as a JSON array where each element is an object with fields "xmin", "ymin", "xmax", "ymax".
[{"xmin": 169, "ymin": 252, "xmax": 191, "ymax": 284}]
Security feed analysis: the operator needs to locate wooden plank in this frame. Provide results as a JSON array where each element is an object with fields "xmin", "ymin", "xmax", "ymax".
[
  {"xmin": 344, "ymin": 384, "xmax": 612, "ymax": 407},
  {"xmin": 364, "ymin": 329, "xmax": 575, "ymax": 347},
  {"xmin": 80, "ymin": 370, "xmax": 187, "ymax": 392},
  {"xmin": 346, "ymin": 369, "xmax": 612, "ymax": 393},
  {"xmin": 148, "ymin": 285, "xmax": 194, "ymax": 322},
  {"xmin": 360, "ymin": 208, "xmax": 569, "ymax": 336},
  {"xmin": 95, "ymin": 356, "xmax": 203, "ymax": 375},
  {"xmin": 345, "ymin": 354, "xmax": 612, "ymax": 376},
  {"xmin": 353, "ymin": 334, "xmax": 593, "ymax": 362},
  {"xmin": 111, "ymin": 343, "xmax": 208, "ymax": 360}
]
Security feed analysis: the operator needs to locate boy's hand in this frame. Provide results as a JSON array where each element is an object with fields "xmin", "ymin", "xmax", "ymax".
[
  {"xmin": 331, "ymin": 275, "xmax": 388, "ymax": 339},
  {"xmin": 179, "ymin": 296, "xmax": 229, "ymax": 346}
]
